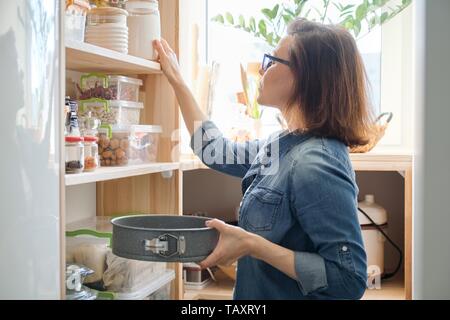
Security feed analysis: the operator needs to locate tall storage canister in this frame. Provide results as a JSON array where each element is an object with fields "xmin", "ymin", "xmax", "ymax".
[
  {"xmin": 358, "ymin": 195, "xmax": 388, "ymax": 278},
  {"xmin": 126, "ymin": 0, "xmax": 161, "ymax": 60}
]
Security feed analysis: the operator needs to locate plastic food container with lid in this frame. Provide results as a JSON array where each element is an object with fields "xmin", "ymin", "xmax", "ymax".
[
  {"xmin": 129, "ymin": 125, "xmax": 162, "ymax": 164},
  {"xmin": 126, "ymin": 0, "xmax": 161, "ymax": 60},
  {"xmin": 79, "ymin": 99, "xmax": 143, "ymax": 126},
  {"xmin": 65, "ymin": 0, "xmax": 90, "ymax": 42},
  {"xmin": 107, "ymin": 75, "xmax": 143, "ymax": 102},
  {"xmin": 98, "ymin": 125, "xmax": 131, "ymax": 167},
  {"xmin": 98, "ymin": 125, "xmax": 162, "ymax": 167},
  {"xmin": 78, "ymin": 74, "xmax": 142, "ymax": 102},
  {"xmin": 65, "ymin": 136, "xmax": 85, "ymax": 174}
]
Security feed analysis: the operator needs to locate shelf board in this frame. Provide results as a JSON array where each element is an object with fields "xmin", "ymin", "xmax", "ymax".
[
  {"xmin": 65, "ymin": 162, "xmax": 179, "ymax": 186},
  {"xmin": 184, "ymin": 270, "xmax": 405, "ymax": 300},
  {"xmin": 362, "ymin": 277, "xmax": 405, "ymax": 300},
  {"xmin": 183, "ymin": 270, "xmax": 234, "ymax": 300},
  {"xmin": 65, "ymin": 40, "xmax": 161, "ymax": 74},
  {"xmin": 180, "ymin": 148, "xmax": 412, "ymax": 173}
]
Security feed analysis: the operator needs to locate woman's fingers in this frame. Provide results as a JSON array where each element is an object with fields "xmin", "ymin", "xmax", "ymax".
[
  {"xmin": 152, "ymin": 39, "xmax": 166, "ymax": 59},
  {"xmin": 161, "ymin": 38, "xmax": 174, "ymax": 53},
  {"xmin": 199, "ymin": 249, "xmax": 221, "ymax": 269},
  {"xmin": 205, "ymin": 218, "xmax": 227, "ymax": 232}
]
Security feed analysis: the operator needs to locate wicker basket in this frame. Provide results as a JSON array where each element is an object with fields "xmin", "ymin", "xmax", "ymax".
[{"xmin": 350, "ymin": 112, "xmax": 393, "ymax": 153}]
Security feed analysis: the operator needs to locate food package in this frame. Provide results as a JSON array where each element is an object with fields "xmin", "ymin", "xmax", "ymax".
[
  {"xmin": 66, "ymin": 236, "xmax": 109, "ymax": 284},
  {"xmin": 103, "ymin": 249, "xmax": 167, "ymax": 293}
]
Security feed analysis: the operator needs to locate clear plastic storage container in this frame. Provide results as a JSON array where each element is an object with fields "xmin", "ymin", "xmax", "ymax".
[
  {"xmin": 78, "ymin": 74, "xmax": 142, "ymax": 102},
  {"xmin": 79, "ymin": 99, "xmax": 143, "ymax": 126},
  {"xmin": 114, "ymin": 269, "xmax": 174, "ymax": 300},
  {"xmin": 98, "ymin": 125, "xmax": 161, "ymax": 166},
  {"xmin": 65, "ymin": 0, "xmax": 90, "ymax": 42},
  {"xmin": 98, "ymin": 126, "xmax": 131, "ymax": 166},
  {"xmin": 108, "ymin": 75, "xmax": 143, "ymax": 102},
  {"xmin": 129, "ymin": 125, "xmax": 162, "ymax": 164}
]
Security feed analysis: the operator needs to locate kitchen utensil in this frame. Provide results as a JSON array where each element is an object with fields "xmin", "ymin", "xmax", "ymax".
[{"xmin": 111, "ymin": 215, "xmax": 219, "ymax": 262}]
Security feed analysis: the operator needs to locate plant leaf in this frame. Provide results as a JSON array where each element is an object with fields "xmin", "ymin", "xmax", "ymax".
[
  {"xmin": 211, "ymin": 14, "xmax": 224, "ymax": 24},
  {"xmin": 225, "ymin": 12, "xmax": 234, "ymax": 25}
]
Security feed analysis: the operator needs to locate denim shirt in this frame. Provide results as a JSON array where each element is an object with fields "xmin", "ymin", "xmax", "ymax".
[{"xmin": 190, "ymin": 121, "xmax": 367, "ymax": 300}]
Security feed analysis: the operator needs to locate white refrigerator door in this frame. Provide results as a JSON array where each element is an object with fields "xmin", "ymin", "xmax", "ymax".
[{"xmin": 0, "ymin": 1, "xmax": 62, "ymax": 299}]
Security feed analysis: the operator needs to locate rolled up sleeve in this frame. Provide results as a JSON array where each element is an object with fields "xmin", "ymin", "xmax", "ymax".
[
  {"xmin": 294, "ymin": 251, "xmax": 328, "ymax": 295},
  {"xmin": 190, "ymin": 120, "xmax": 263, "ymax": 178},
  {"xmin": 289, "ymin": 147, "xmax": 368, "ymax": 299}
]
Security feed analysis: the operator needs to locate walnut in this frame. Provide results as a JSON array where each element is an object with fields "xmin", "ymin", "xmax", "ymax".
[{"xmin": 110, "ymin": 138, "xmax": 120, "ymax": 150}]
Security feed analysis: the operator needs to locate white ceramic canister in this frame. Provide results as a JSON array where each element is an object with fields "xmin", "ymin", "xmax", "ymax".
[
  {"xmin": 126, "ymin": 0, "xmax": 161, "ymax": 60},
  {"xmin": 358, "ymin": 194, "xmax": 388, "ymax": 277}
]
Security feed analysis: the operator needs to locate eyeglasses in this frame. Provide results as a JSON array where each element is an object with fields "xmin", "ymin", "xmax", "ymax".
[{"xmin": 262, "ymin": 53, "xmax": 291, "ymax": 71}]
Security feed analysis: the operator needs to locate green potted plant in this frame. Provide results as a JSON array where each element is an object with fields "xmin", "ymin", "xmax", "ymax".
[{"xmin": 212, "ymin": 0, "xmax": 413, "ymax": 48}]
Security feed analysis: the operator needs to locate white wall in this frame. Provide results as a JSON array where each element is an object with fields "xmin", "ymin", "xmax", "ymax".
[{"xmin": 413, "ymin": 0, "xmax": 450, "ymax": 299}]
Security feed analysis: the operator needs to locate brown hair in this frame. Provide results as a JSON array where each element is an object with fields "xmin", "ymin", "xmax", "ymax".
[{"xmin": 285, "ymin": 18, "xmax": 374, "ymax": 147}]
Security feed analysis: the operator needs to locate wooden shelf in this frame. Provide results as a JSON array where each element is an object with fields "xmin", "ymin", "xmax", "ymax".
[
  {"xmin": 65, "ymin": 40, "xmax": 161, "ymax": 74},
  {"xmin": 180, "ymin": 148, "xmax": 412, "ymax": 172},
  {"xmin": 65, "ymin": 162, "xmax": 179, "ymax": 186},
  {"xmin": 180, "ymin": 158, "xmax": 209, "ymax": 171},
  {"xmin": 183, "ymin": 271, "xmax": 405, "ymax": 300},
  {"xmin": 362, "ymin": 277, "xmax": 405, "ymax": 300},
  {"xmin": 183, "ymin": 270, "xmax": 234, "ymax": 300}
]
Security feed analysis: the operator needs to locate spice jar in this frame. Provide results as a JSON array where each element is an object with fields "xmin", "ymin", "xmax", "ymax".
[
  {"xmin": 65, "ymin": 136, "xmax": 85, "ymax": 174},
  {"xmin": 126, "ymin": 0, "xmax": 161, "ymax": 60},
  {"xmin": 83, "ymin": 136, "xmax": 99, "ymax": 172}
]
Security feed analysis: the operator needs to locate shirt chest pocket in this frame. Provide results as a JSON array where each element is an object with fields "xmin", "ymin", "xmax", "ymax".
[{"xmin": 240, "ymin": 187, "xmax": 283, "ymax": 232}]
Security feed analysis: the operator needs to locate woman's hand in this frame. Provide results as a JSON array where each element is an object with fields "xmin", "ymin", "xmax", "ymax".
[
  {"xmin": 199, "ymin": 219, "xmax": 256, "ymax": 269},
  {"xmin": 152, "ymin": 39, "xmax": 184, "ymax": 86}
]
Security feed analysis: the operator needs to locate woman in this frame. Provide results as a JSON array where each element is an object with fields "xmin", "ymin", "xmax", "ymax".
[{"xmin": 153, "ymin": 18, "xmax": 371, "ymax": 300}]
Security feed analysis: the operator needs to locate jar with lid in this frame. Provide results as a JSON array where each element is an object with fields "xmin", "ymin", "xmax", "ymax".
[
  {"xmin": 87, "ymin": 7, "xmax": 128, "ymax": 25},
  {"xmin": 65, "ymin": 136, "xmax": 85, "ymax": 174},
  {"xmin": 79, "ymin": 111, "xmax": 100, "ymax": 137},
  {"xmin": 83, "ymin": 136, "xmax": 99, "ymax": 172},
  {"xmin": 126, "ymin": 0, "xmax": 161, "ymax": 60}
]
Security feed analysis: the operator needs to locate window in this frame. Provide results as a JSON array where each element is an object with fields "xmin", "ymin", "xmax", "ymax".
[
  {"xmin": 206, "ymin": 0, "xmax": 382, "ymax": 140},
  {"xmin": 179, "ymin": 0, "xmax": 413, "ymax": 154}
]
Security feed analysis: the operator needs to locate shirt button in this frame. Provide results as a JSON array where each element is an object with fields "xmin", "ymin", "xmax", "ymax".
[{"xmin": 342, "ymin": 246, "xmax": 348, "ymax": 252}]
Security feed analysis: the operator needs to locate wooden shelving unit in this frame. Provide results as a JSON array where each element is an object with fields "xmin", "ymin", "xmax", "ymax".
[{"xmin": 62, "ymin": 0, "xmax": 183, "ymax": 300}]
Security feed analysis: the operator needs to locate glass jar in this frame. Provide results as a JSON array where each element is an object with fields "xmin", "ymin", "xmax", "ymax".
[
  {"xmin": 79, "ymin": 111, "xmax": 100, "ymax": 137},
  {"xmin": 87, "ymin": 7, "xmax": 128, "ymax": 26},
  {"xmin": 65, "ymin": 136, "xmax": 85, "ymax": 174},
  {"xmin": 83, "ymin": 136, "xmax": 99, "ymax": 172},
  {"xmin": 126, "ymin": 0, "xmax": 161, "ymax": 60}
]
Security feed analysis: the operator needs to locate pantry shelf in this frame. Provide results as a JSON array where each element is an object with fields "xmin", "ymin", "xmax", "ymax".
[
  {"xmin": 65, "ymin": 40, "xmax": 162, "ymax": 74},
  {"xmin": 183, "ymin": 271, "xmax": 405, "ymax": 300},
  {"xmin": 65, "ymin": 162, "xmax": 180, "ymax": 186}
]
